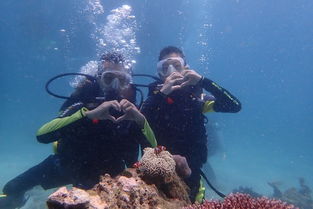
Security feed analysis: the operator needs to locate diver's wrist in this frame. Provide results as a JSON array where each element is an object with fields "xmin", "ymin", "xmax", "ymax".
[
  {"xmin": 196, "ymin": 76, "xmax": 205, "ymax": 87},
  {"xmin": 135, "ymin": 114, "xmax": 145, "ymax": 128},
  {"xmin": 160, "ymin": 88, "xmax": 170, "ymax": 96},
  {"xmin": 85, "ymin": 110, "xmax": 97, "ymax": 120}
]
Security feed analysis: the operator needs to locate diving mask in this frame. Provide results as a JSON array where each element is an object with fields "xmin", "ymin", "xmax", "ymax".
[
  {"xmin": 157, "ymin": 57, "xmax": 185, "ymax": 77},
  {"xmin": 98, "ymin": 71, "xmax": 132, "ymax": 91}
]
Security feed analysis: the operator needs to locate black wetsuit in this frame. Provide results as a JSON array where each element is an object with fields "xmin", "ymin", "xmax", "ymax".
[
  {"xmin": 2, "ymin": 85, "xmax": 145, "ymax": 199},
  {"xmin": 141, "ymin": 77, "xmax": 241, "ymax": 202}
]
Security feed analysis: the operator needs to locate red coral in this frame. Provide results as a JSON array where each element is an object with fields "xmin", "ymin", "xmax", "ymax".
[{"xmin": 184, "ymin": 193, "xmax": 298, "ymax": 209}]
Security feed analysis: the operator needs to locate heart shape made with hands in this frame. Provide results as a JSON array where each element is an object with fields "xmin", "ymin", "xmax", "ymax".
[
  {"xmin": 167, "ymin": 70, "xmax": 202, "ymax": 88},
  {"xmin": 99, "ymin": 99, "xmax": 140, "ymax": 123},
  {"xmin": 178, "ymin": 70, "xmax": 202, "ymax": 88}
]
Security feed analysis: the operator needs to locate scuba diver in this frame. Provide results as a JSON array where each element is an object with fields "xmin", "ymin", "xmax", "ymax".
[
  {"xmin": 140, "ymin": 46, "xmax": 242, "ymax": 203},
  {"xmin": 0, "ymin": 52, "xmax": 157, "ymax": 209}
]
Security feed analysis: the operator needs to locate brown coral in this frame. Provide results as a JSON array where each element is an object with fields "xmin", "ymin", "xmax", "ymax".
[
  {"xmin": 139, "ymin": 147, "xmax": 176, "ymax": 183},
  {"xmin": 137, "ymin": 147, "xmax": 190, "ymax": 203}
]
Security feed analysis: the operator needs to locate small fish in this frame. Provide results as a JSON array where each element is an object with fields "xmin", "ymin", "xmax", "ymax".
[
  {"xmin": 154, "ymin": 145, "xmax": 166, "ymax": 155},
  {"xmin": 132, "ymin": 161, "xmax": 141, "ymax": 168}
]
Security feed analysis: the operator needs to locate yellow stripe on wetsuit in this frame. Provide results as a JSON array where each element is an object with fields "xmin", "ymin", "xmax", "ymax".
[
  {"xmin": 50, "ymin": 108, "xmax": 158, "ymax": 153},
  {"xmin": 141, "ymin": 119, "xmax": 157, "ymax": 147},
  {"xmin": 195, "ymin": 179, "xmax": 206, "ymax": 203},
  {"xmin": 37, "ymin": 107, "xmax": 88, "ymax": 137},
  {"xmin": 202, "ymin": 100, "xmax": 215, "ymax": 113}
]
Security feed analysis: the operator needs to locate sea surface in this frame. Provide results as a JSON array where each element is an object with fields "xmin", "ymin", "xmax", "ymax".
[{"xmin": 0, "ymin": 0, "xmax": 312, "ymax": 208}]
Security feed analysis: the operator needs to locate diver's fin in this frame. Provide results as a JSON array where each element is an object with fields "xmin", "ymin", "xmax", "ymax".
[{"xmin": 0, "ymin": 194, "xmax": 29, "ymax": 209}]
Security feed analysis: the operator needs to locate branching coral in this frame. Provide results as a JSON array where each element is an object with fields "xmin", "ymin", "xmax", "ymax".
[
  {"xmin": 233, "ymin": 178, "xmax": 313, "ymax": 208},
  {"xmin": 184, "ymin": 193, "xmax": 298, "ymax": 209}
]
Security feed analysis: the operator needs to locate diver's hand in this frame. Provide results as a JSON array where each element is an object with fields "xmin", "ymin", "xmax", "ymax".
[
  {"xmin": 85, "ymin": 100, "xmax": 121, "ymax": 122},
  {"xmin": 160, "ymin": 72, "xmax": 184, "ymax": 95},
  {"xmin": 116, "ymin": 99, "xmax": 145, "ymax": 128},
  {"xmin": 180, "ymin": 70, "xmax": 202, "ymax": 87}
]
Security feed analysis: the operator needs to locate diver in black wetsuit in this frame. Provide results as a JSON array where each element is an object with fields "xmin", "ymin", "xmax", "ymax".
[
  {"xmin": 0, "ymin": 52, "xmax": 157, "ymax": 209},
  {"xmin": 140, "ymin": 46, "xmax": 241, "ymax": 203}
]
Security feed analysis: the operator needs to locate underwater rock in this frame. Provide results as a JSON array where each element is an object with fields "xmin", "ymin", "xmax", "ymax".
[
  {"xmin": 47, "ymin": 169, "xmax": 190, "ymax": 209},
  {"xmin": 47, "ymin": 187, "xmax": 91, "ymax": 208},
  {"xmin": 183, "ymin": 193, "xmax": 298, "ymax": 209},
  {"xmin": 47, "ymin": 148, "xmax": 191, "ymax": 209}
]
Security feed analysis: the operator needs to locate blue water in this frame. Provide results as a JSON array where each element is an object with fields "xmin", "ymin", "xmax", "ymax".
[{"xmin": 1, "ymin": 0, "xmax": 312, "ymax": 208}]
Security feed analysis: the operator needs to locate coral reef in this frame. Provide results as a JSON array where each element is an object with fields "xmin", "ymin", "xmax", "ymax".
[
  {"xmin": 268, "ymin": 181, "xmax": 284, "ymax": 198},
  {"xmin": 183, "ymin": 193, "xmax": 298, "ymax": 209},
  {"xmin": 47, "ymin": 169, "xmax": 190, "ymax": 209},
  {"xmin": 139, "ymin": 147, "xmax": 176, "ymax": 183},
  {"xmin": 233, "ymin": 178, "xmax": 313, "ymax": 209},
  {"xmin": 269, "ymin": 178, "xmax": 313, "ymax": 209},
  {"xmin": 232, "ymin": 186, "xmax": 263, "ymax": 198},
  {"xmin": 137, "ymin": 147, "xmax": 190, "ymax": 202},
  {"xmin": 46, "ymin": 144, "xmax": 310, "ymax": 209},
  {"xmin": 47, "ymin": 147, "xmax": 191, "ymax": 209}
]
